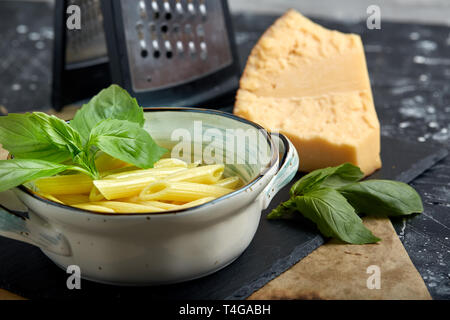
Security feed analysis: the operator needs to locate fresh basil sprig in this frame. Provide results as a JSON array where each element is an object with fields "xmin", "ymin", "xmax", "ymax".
[
  {"xmin": 339, "ymin": 180, "xmax": 424, "ymax": 216},
  {"xmin": 0, "ymin": 84, "xmax": 167, "ymax": 192},
  {"xmin": 268, "ymin": 163, "xmax": 423, "ymax": 244},
  {"xmin": 0, "ymin": 159, "xmax": 77, "ymax": 192},
  {"xmin": 0, "ymin": 113, "xmax": 73, "ymax": 163},
  {"xmin": 290, "ymin": 163, "xmax": 364, "ymax": 196},
  {"xmin": 70, "ymin": 84, "xmax": 145, "ymax": 143},
  {"xmin": 87, "ymin": 119, "xmax": 167, "ymax": 169}
]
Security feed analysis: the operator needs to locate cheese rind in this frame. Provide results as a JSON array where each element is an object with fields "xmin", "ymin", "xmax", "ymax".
[{"xmin": 234, "ymin": 10, "xmax": 381, "ymax": 176}]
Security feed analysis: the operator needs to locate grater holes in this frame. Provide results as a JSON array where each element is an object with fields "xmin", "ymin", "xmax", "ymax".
[
  {"xmin": 187, "ymin": 2, "xmax": 195, "ymax": 15},
  {"xmin": 173, "ymin": 24, "xmax": 180, "ymax": 33},
  {"xmin": 164, "ymin": 40, "xmax": 173, "ymax": 59},
  {"xmin": 176, "ymin": 41, "xmax": 184, "ymax": 54},
  {"xmin": 188, "ymin": 41, "xmax": 196, "ymax": 56},
  {"xmin": 165, "ymin": 12, "xmax": 172, "ymax": 20},
  {"xmin": 138, "ymin": 0, "xmax": 147, "ymax": 19},
  {"xmin": 151, "ymin": 0, "xmax": 159, "ymax": 19},
  {"xmin": 175, "ymin": 1, "xmax": 183, "ymax": 15},
  {"xmin": 161, "ymin": 24, "xmax": 169, "ymax": 33},
  {"xmin": 196, "ymin": 24, "xmax": 205, "ymax": 37},
  {"xmin": 153, "ymin": 50, "xmax": 161, "ymax": 58},
  {"xmin": 149, "ymin": 23, "xmax": 156, "ymax": 33},
  {"xmin": 141, "ymin": 49, "xmax": 148, "ymax": 58},
  {"xmin": 185, "ymin": 24, "xmax": 192, "ymax": 34}
]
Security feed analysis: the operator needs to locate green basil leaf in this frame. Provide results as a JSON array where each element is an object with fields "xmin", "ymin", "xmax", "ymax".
[
  {"xmin": 294, "ymin": 188, "xmax": 380, "ymax": 244},
  {"xmin": 290, "ymin": 163, "xmax": 364, "ymax": 196},
  {"xmin": 31, "ymin": 112, "xmax": 84, "ymax": 157},
  {"xmin": 88, "ymin": 119, "xmax": 168, "ymax": 169},
  {"xmin": 70, "ymin": 84, "xmax": 145, "ymax": 142},
  {"xmin": 0, "ymin": 159, "xmax": 70, "ymax": 192},
  {"xmin": 0, "ymin": 113, "xmax": 71, "ymax": 163},
  {"xmin": 267, "ymin": 198, "xmax": 297, "ymax": 220},
  {"xmin": 339, "ymin": 180, "xmax": 424, "ymax": 216}
]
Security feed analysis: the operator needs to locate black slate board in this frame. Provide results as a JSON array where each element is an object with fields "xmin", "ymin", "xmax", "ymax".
[{"xmin": 0, "ymin": 133, "xmax": 447, "ymax": 300}]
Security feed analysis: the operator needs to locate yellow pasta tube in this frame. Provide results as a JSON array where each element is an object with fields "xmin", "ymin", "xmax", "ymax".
[
  {"xmin": 178, "ymin": 197, "xmax": 216, "ymax": 209},
  {"xmin": 187, "ymin": 160, "xmax": 201, "ymax": 168},
  {"xmin": 153, "ymin": 158, "xmax": 188, "ymax": 168},
  {"xmin": 38, "ymin": 193, "xmax": 64, "ymax": 204},
  {"xmin": 135, "ymin": 200, "xmax": 180, "ymax": 210},
  {"xmin": 94, "ymin": 167, "xmax": 188, "ymax": 200},
  {"xmin": 166, "ymin": 164, "xmax": 225, "ymax": 184},
  {"xmin": 89, "ymin": 201, "xmax": 164, "ymax": 213},
  {"xmin": 214, "ymin": 176, "xmax": 241, "ymax": 189},
  {"xmin": 89, "ymin": 185, "xmax": 105, "ymax": 202},
  {"xmin": 93, "ymin": 175, "xmax": 159, "ymax": 200},
  {"xmin": 139, "ymin": 181, "xmax": 232, "ymax": 202},
  {"xmin": 34, "ymin": 174, "xmax": 93, "ymax": 195},
  {"xmin": 72, "ymin": 203, "xmax": 115, "ymax": 213},
  {"xmin": 95, "ymin": 153, "xmax": 130, "ymax": 172},
  {"xmin": 100, "ymin": 165, "xmax": 139, "ymax": 178},
  {"xmin": 120, "ymin": 196, "xmax": 181, "ymax": 210},
  {"xmin": 103, "ymin": 166, "xmax": 186, "ymax": 180},
  {"xmin": 56, "ymin": 194, "xmax": 90, "ymax": 205}
]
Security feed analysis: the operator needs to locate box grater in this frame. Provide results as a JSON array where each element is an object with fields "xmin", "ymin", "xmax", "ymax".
[{"xmin": 52, "ymin": 0, "xmax": 240, "ymax": 110}]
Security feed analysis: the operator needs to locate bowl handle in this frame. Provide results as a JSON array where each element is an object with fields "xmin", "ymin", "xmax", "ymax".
[
  {"xmin": 0, "ymin": 191, "xmax": 72, "ymax": 256},
  {"xmin": 260, "ymin": 133, "xmax": 299, "ymax": 210}
]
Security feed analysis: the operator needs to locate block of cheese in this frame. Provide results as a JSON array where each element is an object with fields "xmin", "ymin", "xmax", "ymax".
[{"xmin": 234, "ymin": 10, "xmax": 381, "ymax": 176}]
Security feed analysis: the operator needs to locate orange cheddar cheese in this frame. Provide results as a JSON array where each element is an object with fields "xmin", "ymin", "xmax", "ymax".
[{"xmin": 234, "ymin": 10, "xmax": 381, "ymax": 176}]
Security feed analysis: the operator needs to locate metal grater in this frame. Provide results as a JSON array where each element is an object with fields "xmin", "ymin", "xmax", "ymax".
[
  {"xmin": 53, "ymin": 0, "xmax": 112, "ymax": 110},
  {"xmin": 116, "ymin": 0, "xmax": 234, "ymax": 92},
  {"xmin": 101, "ymin": 0, "xmax": 240, "ymax": 107},
  {"xmin": 65, "ymin": 0, "xmax": 108, "ymax": 65},
  {"xmin": 52, "ymin": 0, "xmax": 240, "ymax": 110}
]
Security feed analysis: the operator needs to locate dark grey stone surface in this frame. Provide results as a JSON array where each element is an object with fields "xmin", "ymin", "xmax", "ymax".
[{"xmin": 0, "ymin": 1, "xmax": 449, "ymax": 299}]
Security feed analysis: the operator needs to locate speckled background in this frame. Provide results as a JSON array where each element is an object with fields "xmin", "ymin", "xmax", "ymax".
[{"xmin": 0, "ymin": 1, "xmax": 449, "ymax": 299}]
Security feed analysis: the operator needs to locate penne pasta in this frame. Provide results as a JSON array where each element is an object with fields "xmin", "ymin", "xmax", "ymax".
[
  {"xmin": 165, "ymin": 164, "xmax": 224, "ymax": 184},
  {"xmin": 94, "ymin": 176, "xmax": 158, "ymax": 200},
  {"xmin": 139, "ymin": 181, "xmax": 232, "ymax": 202},
  {"xmin": 89, "ymin": 201, "xmax": 165, "ymax": 213},
  {"xmin": 95, "ymin": 153, "xmax": 130, "ymax": 172},
  {"xmin": 32, "ymin": 158, "xmax": 242, "ymax": 214},
  {"xmin": 214, "ymin": 176, "xmax": 241, "ymax": 189},
  {"xmin": 56, "ymin": 194, "xmax": 90, "ymax": 205},
  {"xmin": 119, "ymin": 196, "xmax": 181, "ymax": 210},
  {"xmin": 34, "ymin": 174, "xmax": 93, "ymax": 195},
  {"xmin": 187, "ymin": 160, "xmax": 201, "ymax": 168},
  {"xmin": 72, "ymin": 203, "xmax": 116, "ymax": 213},
  {"xmin": 89, "ymin": 185, "xmax": 105, "ymax": 202},
  {"xmin": 178, "ymin": 197, "xmax": 216, "ymax": 209},
  {"xmin": 94, "ymin": 167, "xmax": 189, "ymax": 199},
  {"xmin": 39, "ymin": 193, "xmax": 64, "ymax": 204},
  {"xmin": 103, "ymin": 166, "xmax": 186, "ymax": 180},
  {"xmin": 100, "ymin": 165, "xmax": 139, "ymax": 178},
  {"xmin": 134, "ymin": 200, "xmax": 180, "ymax": 210},
  {"xmin": 153, "ymin": 158, "xmax": 188, "ymax": 168}
]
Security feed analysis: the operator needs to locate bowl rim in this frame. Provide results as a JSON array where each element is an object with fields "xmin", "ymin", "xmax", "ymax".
[{"xmin": 17, "ymin": 107, "xmax": 279, "ymax": 218}]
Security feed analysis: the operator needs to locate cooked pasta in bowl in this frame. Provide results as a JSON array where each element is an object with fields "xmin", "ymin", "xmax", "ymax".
[
  {"xmin": 31, "ymin": 159, "xmax": 240, "ymax": 214},
  {"xmin": 0, "ymin": 108, "xmax": 299, "ymax": 285}
]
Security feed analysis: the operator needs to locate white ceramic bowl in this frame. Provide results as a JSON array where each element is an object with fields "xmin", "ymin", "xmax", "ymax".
[{"xmin": 0, "ymin": 108, "xmax": 298, "ymax": 285}]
